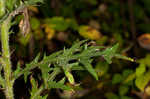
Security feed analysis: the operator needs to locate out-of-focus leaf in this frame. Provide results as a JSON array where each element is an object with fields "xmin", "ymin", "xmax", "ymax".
[
  {"xmin": 44, "ymin": 17, "xmax": 69, "ymax": 31},
  {"xmin": 95, "ymin": 61, "xmax": 109, "ymax": 77},
  {"xmin": 113, "ymin": 33, "xmax": 124, "ymax": 47},
  {"xmin": 33, "ymin": 29, "xmax": 44, "ymax": 40},
  {"xmin": 135, "ymin": 70, "xmax": 150, "ymax": 91},
  {"xmin": 66, "ymin": 18, "xmax": 79, "ymax": 30},
  {"xmin": 122, "ymin": 69, "xmax": 134, "ymax": 78},
  {"xmin": 138, "ymin": 54, "xmax": 150, "ymax": 67},
  {"xmin": 123, "ymin": 73, "xmax": 136, "ymax": 85},
  {"xmin": 44, "ymin": 25, "xmax": 55, "ymax": 40},
  {"xmin": 96, "ymin": 36, "xmax": 108, "ymax": 45},
  {"xmin": 120, "ymin": 96, "xmax": 133, "ymax": 99},
  {"xmin": 30, "ymin": 17, "xmax": 40, "ymax": 30},
  {"xmin": 112, "ymin": 73, "xmax": 123, "ymax": 84},
  {"xmin": 119, "ymin": 85, "xmax": 129, "ymax": 96},
  {"xmin": 61, "ymin": 6, "xmax": 74, "ymax": 17},
  {"xmin": 28, "ymin": 6, "xmax": 39, "ymax": 13},
  {"xmin": 6, "ymin": 0, "xmax": 16, "ymax": 11},
  {"xmin": 85, "ymin": 0, "xmax": 97, "ymax": 5},
  {"xmin": 133, "ymin": 5, "xmax": 144, "ymax": 20},
  {"xmin": 80, "ymin": 11, "xmax": 92, "ymax": 19},
  {"xmin": 105, "ymin": 92, "xmax": 119, "ymax": 99},
  {"xmin": 0, "ymin": 0, "xmax": 5, "ymax": 18},
  {"xmin": 145, "ymin": 86, "xmax": 150, "ymax": 96},
  {"xmin": 89, "ymin": 20, "xmax": 101, "ymax": 30},
  {"xmin": 78, "ymin": 25, "xmax": 101, "ymax": 40},
  {"xmin": 18, "ymin": 32, "xmax": 31, "ymax": 46},
  {"xmin": 136, "ymin": 63, "xmax": 146, "ymax": 77}
]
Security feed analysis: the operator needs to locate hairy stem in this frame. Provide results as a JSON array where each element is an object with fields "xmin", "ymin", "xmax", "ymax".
[{"xmin": 1, "ymin": 16, "xmax": 14, "ymax": 99}]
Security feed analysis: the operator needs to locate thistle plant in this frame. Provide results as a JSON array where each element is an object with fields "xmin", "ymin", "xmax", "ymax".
[{"xmin": 0, "ymin": 0, "xmax": 133, "ymax": 99}]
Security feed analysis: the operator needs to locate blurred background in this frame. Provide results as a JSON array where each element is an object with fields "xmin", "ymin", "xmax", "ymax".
[{"xmin": 9, "ymin": 0, "xmax": 150, "ymax": 99}]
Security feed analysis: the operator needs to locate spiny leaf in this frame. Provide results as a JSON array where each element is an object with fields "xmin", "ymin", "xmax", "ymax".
[
  {"xmin": 42, "ymin": 50, "xmax": 63, "ymax": 64},
  {"xmin": 80, "ymin": 59, "xmax": 98, "ymax": 80},
  {"xmin": 114, "ymin": 54, "xmax": 134, "ymax": 62},
  {"xmin": 48, "ymin": 68, "xmax": 61, "ymax": 81},
  {"xmin": 14, "ymin": 40, "xmax": 130, "ymax": 89},
  {"xmin": 102, "ymin": 43, "xmax": 119, "ymax": 64},
  {"xmin": 30, "ymin": 76, "xmax": 44, "ymax": 99},
  {"xmin": 71, "ymin": 65, "xmax": 85, "ymax": 71},
  {"xmin": 48, "ymin": 81, "xmax": 72, "ymax": 90},
  {"xmin": 0, "ymin": 74, "xmax": 4, "ymax": 88},
  {"xmin": 30, "ymin": 76, "xmax": 38, "ymax": 92},
  {"xmin": 58, "ymin": 77, "xmax": 66, "ymax": 84},
  {"xmin": 24, "ymin": 64, "xmax": 33, "ymax": 83},
  {"xmin": 64, "ymin": 69, "xmax": 75, "ymax": 85},
  {"xmin": 39, "ymin": 63, "xmax": 51, "ymax": 82},
  {"xmin": 33, "ymin": 53, "xmax": 41, "ymax": 63},
  {"xmin": 13, "ymin": 62, "xmax": 22, "ymax": 78},
  {"xmin": 63, "ymin": 40, "xmax": 87, "ymax": 55}
]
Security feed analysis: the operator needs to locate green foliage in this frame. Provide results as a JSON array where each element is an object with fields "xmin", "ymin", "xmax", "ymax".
[
  {"xmin": 44, "ymin": 17, "xmax": 69, "ymax": 31},
  {"xmin": 138, "ymin": 54, "xmax": 150, "ymax": 67},
  {"xmin": 64, "ymin": 69, "xmax": 75, "ymax": 84},
  {"xmin": 0, "ymin": 0, "xmax": 5, "ymax": 18},
  {"xmin": 11, "ymin": 40, "xmax": 131, "ymax": 98},
  {"xmin": 18, "ymin": 33, "xmax": 31, "ymax": 46},
  {"xmin": 30, "ymin": 17, "xmax": 40, "ymax": 30},
  {"xmin": 48, "ymin": 80, "xmax": 71, "ymax": 90},
  {"xmin": 30, "ymin": 76, "xmax": 48, "ymax": 99},
  {"xmin": 18, "ymin": 41, "xmax": 121, "ymax": 80},
  {"xmin": 135, "ymin": 70, "xmax": 150, "ymax": 91},
  {"xmin": 1, "ymin": 0, "xmax": 145, "ymax": 98},
  {"xmin": 120, "ymin": 96, "xmax": 132, "ymax": 99},
  {"xmin": 122, "ymin": 69, "xmax": 134, "ymax": 78},
  {"xmin": 95, "ymin": 61, "xmax": 109, "ymax": 77},
  {"xmin": 135, "ymin": 63, "xmax": 146, "ymax": 77},
  {"xmin": 133, "ymin": 54, "xmax": 150, "ymax": 91},
  {"xmin": 43, "ymin": 17, "xmax": 79, "ymax": 32},
  {"xmin": 119, "ymin": 85, "xmax": 129, "ymax": 96},
  {"xmin": 102, "ymin": 44, "xmax": 119, "ymax": 64},
  {"xmin": 78, "ymin": 25, "xmax": 101, "ymax": 40},
  {"xmin": 105, "ymin": 92, "xmax": 133, "ymax": 99},
  {"xmin": 112, "ymin": 73, "xmax": 123, "ymax": 84},
  {"xmin": 6, "ymin": 0, "xmax": 17, "ymax": 11},
  {"xmin": 105, "ymin": 92, "xmax": 119, "ymax": 99},
  {"xmin": 24, "ymin": 0, "xmax": 43, "ymax": 5}
]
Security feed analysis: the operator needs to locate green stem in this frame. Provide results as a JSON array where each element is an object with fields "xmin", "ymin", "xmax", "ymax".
[{"xmin": 1, "ymin": 16, "xmax": 14, "ymax": 99}]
